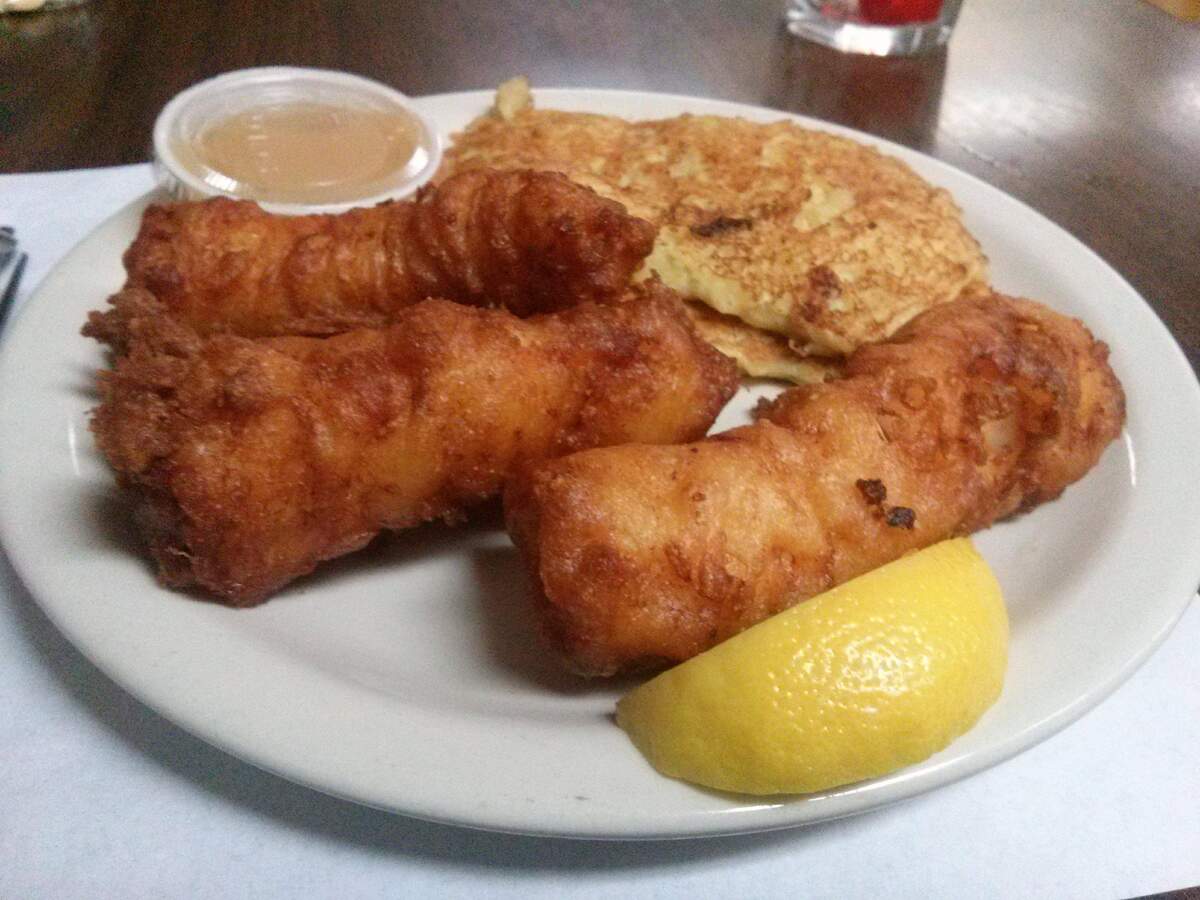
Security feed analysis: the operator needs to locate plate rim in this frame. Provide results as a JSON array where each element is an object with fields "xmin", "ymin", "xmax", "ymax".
[{"xmin": 2, "ymin": 87, "xmax": 1199, "ymax": 840}]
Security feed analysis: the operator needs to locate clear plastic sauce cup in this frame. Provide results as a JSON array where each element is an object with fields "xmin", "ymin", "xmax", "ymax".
[{"xmin": 154, "ymin": 67, "xmax": 442, "ymax": 215}]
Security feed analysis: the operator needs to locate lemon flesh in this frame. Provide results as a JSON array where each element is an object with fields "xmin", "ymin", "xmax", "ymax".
[{"xmin": 615, "ymin": 538, "xmax": 1008, "ymax": 795}]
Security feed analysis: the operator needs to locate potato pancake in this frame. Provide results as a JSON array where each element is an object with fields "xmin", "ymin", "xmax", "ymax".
[{"xmin": 443, "ymin": 79, "xmax": 988, "ymax": 366}]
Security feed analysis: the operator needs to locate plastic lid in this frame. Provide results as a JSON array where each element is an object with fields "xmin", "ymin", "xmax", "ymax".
[{"xmin": 153, "ymin": 67, "xmax": 442, "ymax": 215}]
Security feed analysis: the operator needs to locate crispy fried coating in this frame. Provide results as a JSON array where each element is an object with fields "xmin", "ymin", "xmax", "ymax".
[
  {"xmin": 91, "ymin": 286, "xmax": 738, "ymax": 606},
  {"xmin": 82, "ymin": 168, "xmax": 656, "ymax": 351},
  {"xmin": 504, "ymin": 292, "xmax": 1126, "ymax": 676},
  {"xmin": 444, "ymin": 87, "xmax": 989, "ymax": 358}
]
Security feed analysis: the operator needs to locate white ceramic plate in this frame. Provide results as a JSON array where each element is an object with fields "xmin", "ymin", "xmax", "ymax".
[{"xmin": 2, "ymin": 90, "xmax": 1198, "ymax": 840}]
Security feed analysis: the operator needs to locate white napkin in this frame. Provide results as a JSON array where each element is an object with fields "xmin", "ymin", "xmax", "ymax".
[{"xmin": 0, "ymin": 164, "xmax": 156, "ymax": 319}]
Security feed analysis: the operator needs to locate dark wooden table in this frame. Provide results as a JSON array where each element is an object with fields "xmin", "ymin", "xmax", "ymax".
[{"xmin": 1, "ymin": 0, "xmax": 1197, "ymax": 372}]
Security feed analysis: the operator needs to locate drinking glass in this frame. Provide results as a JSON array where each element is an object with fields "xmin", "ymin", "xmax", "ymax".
[{"xmin": 785, "ymin": 0, "xmax": 965, "ymax": 55}]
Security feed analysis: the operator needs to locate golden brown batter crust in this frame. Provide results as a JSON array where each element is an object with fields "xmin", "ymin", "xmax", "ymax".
[
  {"xmin": 84, "ymin": 168, "xmax": 657, "ymax": 351},
  {"xmin": 444, "ymin": 91, "xmax": 989, "ymax": 359},
  {"xmin": 504, "ymin": 292, "xmax": 1125, "ymax": 676},
  {"xmin": 91, "ymin": 285, "xmax": 737, "ymax": 605}
]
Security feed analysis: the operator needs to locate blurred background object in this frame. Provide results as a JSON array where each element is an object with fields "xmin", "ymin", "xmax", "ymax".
[
  {"xmin": 1145, "ymin": 0, "xmax": 1200, "ymax": 19},
  {"xmin": 1, "ymin": 0, "xmax": 88, "ymax": 11},
  {"xmin": 1142, "ymin": 0, "xmax": 1200, "ymax": 19}
]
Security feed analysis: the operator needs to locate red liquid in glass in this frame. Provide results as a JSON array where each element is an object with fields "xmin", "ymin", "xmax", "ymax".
[{"xmin": 858, "ymin": 0, "xmax": 944, "ymax": 24}]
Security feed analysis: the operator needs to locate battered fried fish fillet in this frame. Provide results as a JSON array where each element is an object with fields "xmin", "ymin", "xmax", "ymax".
[
  {"xmin": 91, "ymin": 286, "xmax": 738, "ymax": 605},
  {"xmin": 443, "ymin": 82, "xmax": 988, "ymax": 363},
  {"xmin": 504, "ymin": 292, "xmax": 1125, "ymax": 676},
  {"xmin": 83, "ymin": 168, "xmax": 656, "ymax": 351}
]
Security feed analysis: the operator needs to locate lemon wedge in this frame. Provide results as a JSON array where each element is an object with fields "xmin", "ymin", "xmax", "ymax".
[{"xmin": 615, "ymin": 538, "xmax": 1008, "ymax": 795}]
